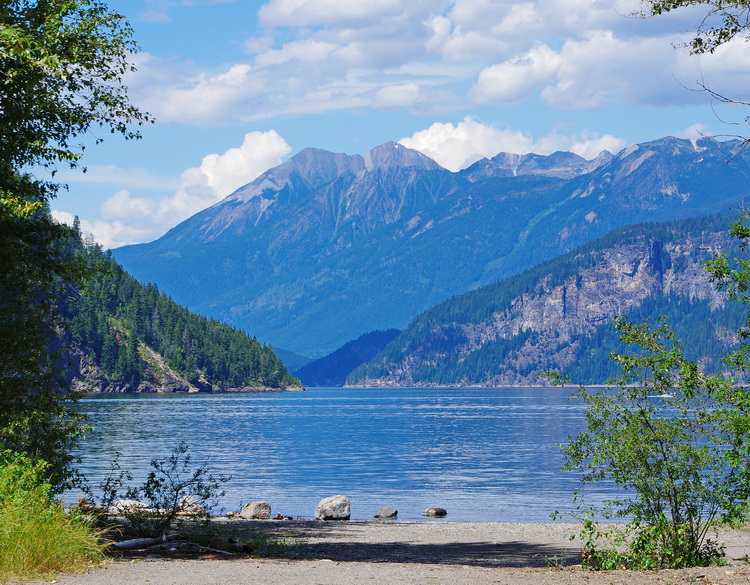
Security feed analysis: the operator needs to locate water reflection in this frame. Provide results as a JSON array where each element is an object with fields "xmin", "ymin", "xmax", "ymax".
[{"xmin": 71, "ymin": 387, "xmax": 617, "ymax": 522}]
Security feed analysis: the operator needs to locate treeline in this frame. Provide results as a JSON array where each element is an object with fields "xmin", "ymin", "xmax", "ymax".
[{"xmin": 67, "ymin": 234, "xmax": 299, "ymax": 390}]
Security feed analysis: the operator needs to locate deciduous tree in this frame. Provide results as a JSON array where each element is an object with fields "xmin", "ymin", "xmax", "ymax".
[{"xmin": 0, "ymin": 0, "xmax": 149, "ymax": 489}]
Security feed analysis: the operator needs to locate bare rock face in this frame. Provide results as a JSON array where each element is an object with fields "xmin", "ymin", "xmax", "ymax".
[
  {"xmin": 240, "ymin": 501, "xmax": 272, "ymax": 520},
  {"xmin": 315, "ymin": 495, "xmax": 351, "ymax": 520}
]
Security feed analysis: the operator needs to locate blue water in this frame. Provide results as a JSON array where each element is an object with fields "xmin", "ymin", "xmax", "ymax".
[{"xmin": 70, "ymin": 386, "xmax": 617, "ymax": 522}]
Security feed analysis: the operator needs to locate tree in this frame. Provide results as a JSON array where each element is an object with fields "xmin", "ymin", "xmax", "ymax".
[
  {"xmin": 554, "ymin": 212, "xmax": 750, "ymax": 569},
  {"xmin": 639, "ymin": 1, "xmax": 750, "ymax": 54},
  {"xmin": 0, "ymin": 0, "xmax": 149, "ymax": 489},
  {"xmin": 557, "ymin": 317, "xmax": 750, "ymax": 569},
  {"xmin": 0, "ymin": 0, "xmax": 151, "ymax": 216}
]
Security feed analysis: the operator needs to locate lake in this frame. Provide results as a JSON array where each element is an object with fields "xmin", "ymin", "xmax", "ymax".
[{"xmin": 70, "ymin": 386, "xmax": 618, "ymax": 522}]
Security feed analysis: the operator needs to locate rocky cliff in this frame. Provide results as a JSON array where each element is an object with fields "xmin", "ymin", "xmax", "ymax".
[{"xmin": 349, "ymin": 216, "xmax": 744, "ymax": 386}]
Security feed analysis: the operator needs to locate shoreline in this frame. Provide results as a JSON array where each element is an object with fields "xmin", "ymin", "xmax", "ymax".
[{"xmin": 20, "ymin": 520, "xmax": 750, "ymax": 585}]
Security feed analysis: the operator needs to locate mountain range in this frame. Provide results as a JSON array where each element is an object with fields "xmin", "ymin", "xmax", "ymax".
[
  {"xmin": 114, "ymin": 136, "xmax": 750, "ymax": 360},
  {"xmin": 348, "ymin": 214, "xmax": 745, "ymax": 386}
]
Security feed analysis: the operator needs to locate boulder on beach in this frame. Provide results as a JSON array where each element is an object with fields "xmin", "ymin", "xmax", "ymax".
[
  {"xmin": 422, "ymin": 507, "xmax": 447, "ymax": 517},
  {"xmin": 240, "ymin": 501, "xmax": 272, "ymax": 520},
  {"xmin": 374, "ymin": 506, "xmax": 398, "ymax": 519},
  {"xmin": 109, "ymin": 499, "xmax": 151, "ymax": 515},
  {"xmin": 178, "ymin": 495, "xmax": 206, "ymax": 515},
  {"xmin": 315, "ymin": 495, "xmax": 351, "ymax": 520}
]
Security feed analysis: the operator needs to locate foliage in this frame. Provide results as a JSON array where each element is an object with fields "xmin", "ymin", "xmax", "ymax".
[
  {"xmin": 706, "ymin": 210, "xmax": 750, "ymax": 372},
  {"xmin": 556, "ymin": 317, "xmax": 750, "ymax": 569},
  {"xmin": 0, "ymin": 0, "xmax": 149, "ymax": 488},
  {"xmin": 91, "ymin": 442, "xmax": 230, "ymax": 538},
  {"xmin": 0, "ymin": 0, "xmax": 151, "ymax": 214},
  {"xmin": 68, "ymin": 243, "xmax": 300, "ymax": 389},
  {"xmin": 0, "ymin": 450, "xmax": 106, "ymax": 582},
  {"xmin": 0, "ymin": 212, "xmax": 94, "ymax": 490},
  {"xmin": 638, "ymin": 1, "xmax": 750, "ymax": 54}
]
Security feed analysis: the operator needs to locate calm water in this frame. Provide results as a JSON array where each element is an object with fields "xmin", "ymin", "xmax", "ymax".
[{"xmin": 70, "ymin": 386, "xmax": 617, "ymax": 522}]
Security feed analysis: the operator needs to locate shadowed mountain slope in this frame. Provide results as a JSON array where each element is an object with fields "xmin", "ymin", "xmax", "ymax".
[{"xmin": 115, "ymin": 137, "xmax": 750, "ymax": 358}]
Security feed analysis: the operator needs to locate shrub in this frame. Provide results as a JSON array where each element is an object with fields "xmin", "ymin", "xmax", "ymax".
[
  {"xmin": 553, "ymin": 318, "xmax": 750, "ymax": 569},
  {"xmin": 92, "ymin": 442, "xmax": 230, "ymax": 538}
]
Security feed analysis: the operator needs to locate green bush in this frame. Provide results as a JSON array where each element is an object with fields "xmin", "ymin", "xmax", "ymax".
[
  {"xmin": 553, "ymin": 318, "xmax": 749, "ymax": 569},
  {"xmin": 0, "ymin": 450, "xmax": 105, "ymax": 582}
]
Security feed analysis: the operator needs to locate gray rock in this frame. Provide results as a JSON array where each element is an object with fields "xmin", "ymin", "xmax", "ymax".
[
  {"xmin": 422, "ymin": 507, "xmax": 447, "ymax": 517},
  {"xmin": 109, "ymin": 499, "xmax": 155, "ymax": 516},
  {"xmin": 374, "ymin": 506, "xmax": 398, "ymax": 519},
  {"xmin": 240, "ymin": 501, "xmax": 272, "ymax": 520},
  {"xmin": 315, "ymin": 495, "xmax": 351, "ymax": 520},
  {"xmin": 178, "ymin": 495, "xmax": 206, "ymax": 515}
]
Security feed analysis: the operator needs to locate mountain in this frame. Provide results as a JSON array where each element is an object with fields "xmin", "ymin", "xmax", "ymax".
[
  {"xmin": 348, "ymin": 215, "xmax": 745, "ymax": 386},
  {"xmin": 114, "ymin": 137, "xmax": 750, "ymax": 358},
  {"xmin": 294, "ymin": 329, "xmax": 400, "ymax": 386},
  {"xmin": 65, "ymin": 243, "xmax": 301, "ymax": 393}
]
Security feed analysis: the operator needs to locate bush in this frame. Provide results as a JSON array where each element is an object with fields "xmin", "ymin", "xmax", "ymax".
[
  {"xmin": 0, "ymin": 450, "xmax": 105, "ymax": 582},
  {"xmin": 554, "ymin": 318, "xmax": 750, "ymax": 569},
  {"xmin": 92, "ymin": 442, "xmax": 230, "ymax": 539}
]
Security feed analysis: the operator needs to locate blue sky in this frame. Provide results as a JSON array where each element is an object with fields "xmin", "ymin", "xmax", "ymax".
[{"xmin": 49, "ymin": 0, "xmax": 750, "ymax": 248}]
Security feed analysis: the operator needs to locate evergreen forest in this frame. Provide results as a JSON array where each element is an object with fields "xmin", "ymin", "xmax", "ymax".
[{"xmin": 66, "ymin": 234, "xmax": 299, "ymax": 391}]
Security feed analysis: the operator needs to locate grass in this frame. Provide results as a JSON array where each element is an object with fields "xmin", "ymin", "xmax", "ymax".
[{"xmin": 0, "ymin": 451, "xmax": 107, "ymax": 583}]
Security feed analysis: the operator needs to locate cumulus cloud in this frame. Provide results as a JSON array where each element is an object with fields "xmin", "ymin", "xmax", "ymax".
[
  {"xmin": 122, "ymin": 0, "xmax": 750, "ymax": 125},
  {"xmin": 470, "ymin": 43, "xmax": 562, "ymax": 104},
  {"xmin": 399, "ymin": 117, "xmax": 627, "ymax": 171},
  {"xmin": 373, "ymin": 83, "xmax": 421, "ymax": 108},
  {"xmin": 55, "ymin": 130, "xmax": 292, "ymax": 249}
]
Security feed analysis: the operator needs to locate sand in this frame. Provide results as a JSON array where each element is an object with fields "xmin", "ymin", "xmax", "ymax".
[{"xmin": 17, "ymin": 520, "xmax": 750, "ymax": 585}]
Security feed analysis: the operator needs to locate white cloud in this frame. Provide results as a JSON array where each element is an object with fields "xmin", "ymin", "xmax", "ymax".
[
  {"xmin": 122, "ymin": 0, "xmax": 750, "ymax": 125},
  {"xmin": 57, "ymin": 130, "xmax": 292, "ymax": 249},
  {"xmin": 674, "ymin": 123, "xmax": 712, "ymax": 140},
  {"xmin": 55, "ymin": 165, "xmax": 178, "ymax": 191},
  {"xmin": 373, "ymin": 83, "xmax": 421, "ymax": 109},
  {"xmin": 399, "ymin": 117, "xmax": 627, "ymax": 171},
  {"xmin": 258, "ymin": 0, "xmax": 406, "ymax": 27},
  {"xmin": 399, "ymin": 117, "xmax": 535, "ymax": 171},
  {"xmin": 470, "ymin": 43, "xmax": 562, "ymax": 104},
  {"xmin": 255, "ymin": 40, "xmax": 338, "ymax": 67}
]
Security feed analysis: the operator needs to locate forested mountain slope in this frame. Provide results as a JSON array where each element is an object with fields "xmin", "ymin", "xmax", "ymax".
[
  {"xmin": 294, "ymin": 329, "xmax": 400, "ymax": 386},
  {"xmin": 65, "ymin": 243, "xmax": 300, "ymax": 393},
  {"xmin": 115, "ymin": 137, "xmax": 750, "ymax": 358},
  {"xmin": 348, "ymin": 215, "xmax": 746, "ymax": 386}
]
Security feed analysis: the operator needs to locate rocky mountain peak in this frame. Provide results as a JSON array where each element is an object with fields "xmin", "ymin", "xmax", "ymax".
[
  {"xmin": 462, "ymin": 149, "xmax": 614, "ymax": 181},
  {"xmin": 364, "ymin": 142, "xmax": 444, "ymax": 172},
  {"xmin": 228, "ymin": 147, "xmax": 365, "ymax": 203}
]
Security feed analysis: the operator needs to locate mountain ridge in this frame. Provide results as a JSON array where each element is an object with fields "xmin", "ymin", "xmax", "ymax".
[
  {"xmin": 114, "ymin": 136, "xmax": 750, "ymax": 358},
  {"xmin": 348, "ymin": 214, "xmax": 744, "ymax": 386}
]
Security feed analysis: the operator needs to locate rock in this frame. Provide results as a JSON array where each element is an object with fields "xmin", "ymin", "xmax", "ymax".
[
  {"xmin": 109, "ymin": 499, "xmax": 151, "ymax": 515},
  {"xmin": 374, "ymin": 506, "xmax": 398, "ymax": 519},
  {"xmin": 178, "ymin": 495, "xmax": 206, "ymax": 515},
  {"xmin": 422, "ymin": 507, "xmax": 447, "ymax": 517},
  {"xmin": 314, "ymin": 495, "xmax": 351, "ymax": 520},
  {"xmin": 240, "ymin": 501, "xmax": 272, "ymax": 520}
]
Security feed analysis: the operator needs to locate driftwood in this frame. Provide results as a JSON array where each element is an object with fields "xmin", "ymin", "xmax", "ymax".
[{"xmin": 111, "ymin": 537, "xmax": 162, "ymax": 550}]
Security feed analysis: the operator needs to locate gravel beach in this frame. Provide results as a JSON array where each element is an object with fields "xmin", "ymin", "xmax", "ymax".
[{"xmin": 17, "ymin": 520, "xmax": 750, "ymax": 585}]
